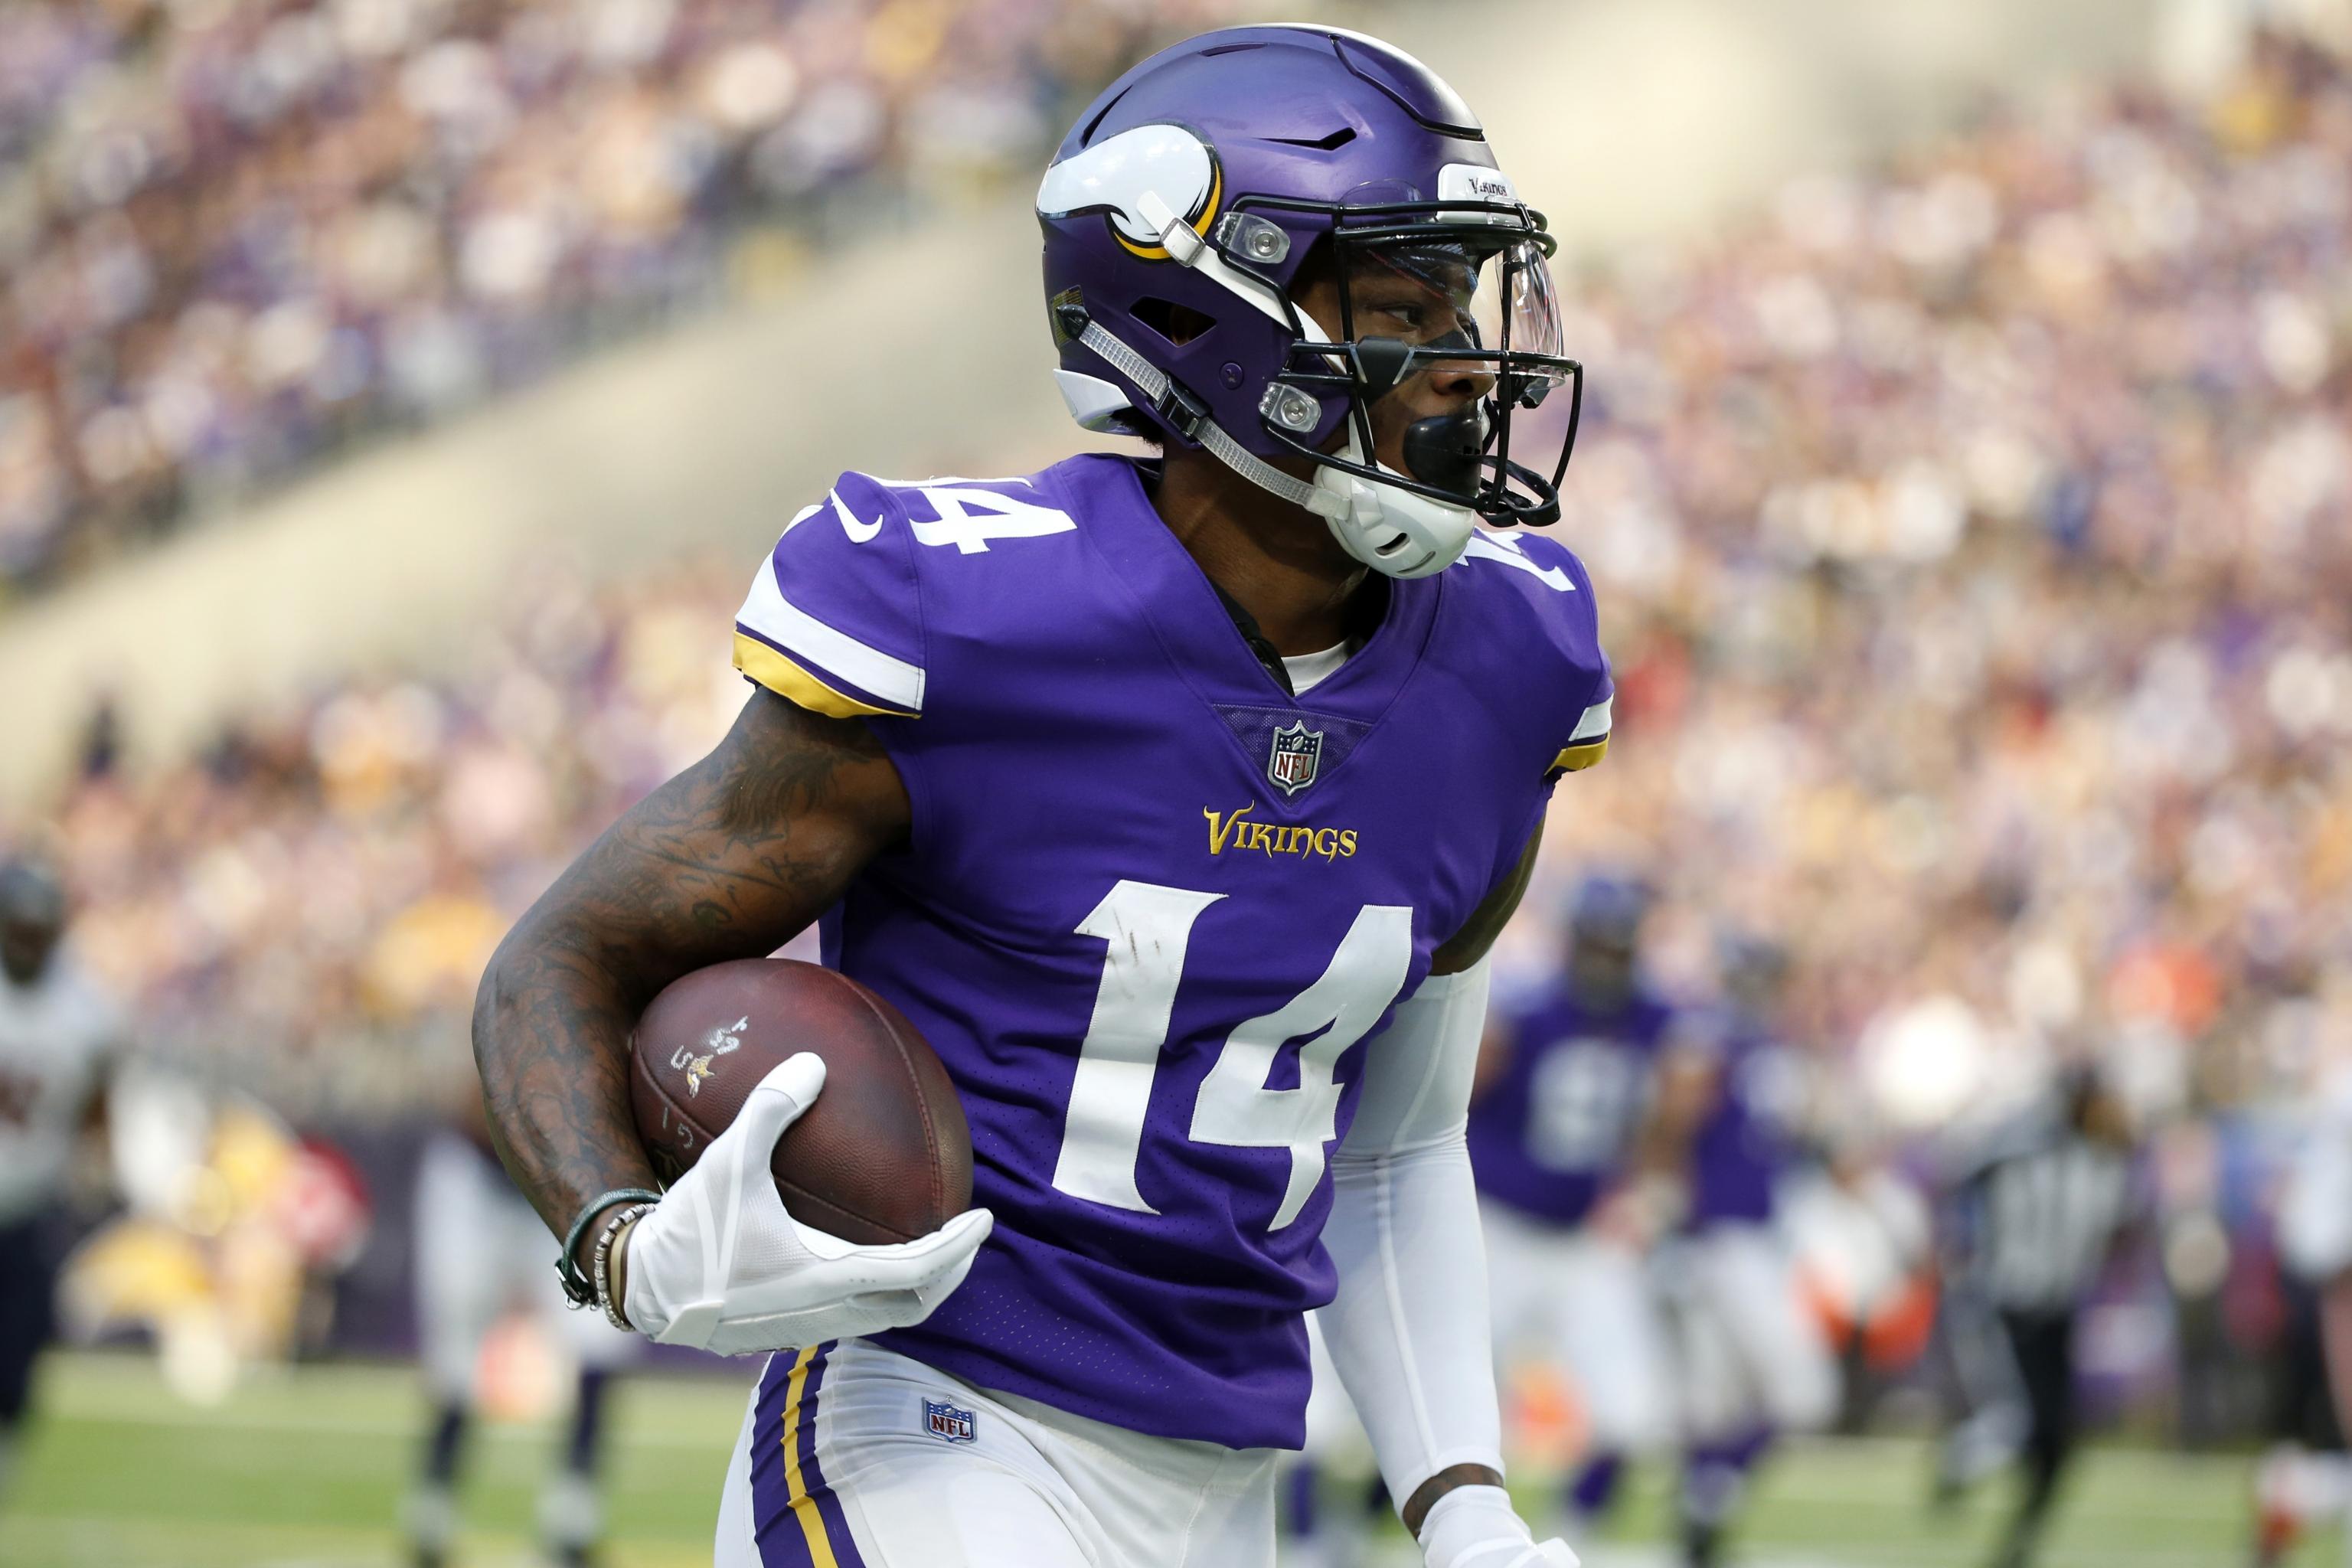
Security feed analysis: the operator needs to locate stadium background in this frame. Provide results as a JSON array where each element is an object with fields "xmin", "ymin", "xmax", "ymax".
[{"xmin": 2, "ymin": 0, "xmax": 2350, "ymax": 1562}]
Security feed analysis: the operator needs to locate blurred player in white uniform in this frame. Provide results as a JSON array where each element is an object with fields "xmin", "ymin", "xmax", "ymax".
[
  {"xmin": 405, "ymin": 1095, "xmax": 639, "ymax": 1568},
  {"xmin": 1467, "ymin": 878, "xmax": 1681, "ymax": 1535},
  {"xmin": 0, "ymin": 858, "xmax": 122, "ymax": 1507},
  {"xmin": 1649, "ymin": 936, "xmax": 1837, "ymax": 1567},
  {"xmin": 2254, "ymin": 1038, "xmax": 2352, "ymax": 1568}
]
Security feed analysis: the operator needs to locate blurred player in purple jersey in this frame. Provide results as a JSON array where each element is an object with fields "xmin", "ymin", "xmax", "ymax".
[
  {"xmin": 472, "ymin": 26, "xmax": 1612, "ymax": 1568},
  {"xmin": 1651, "ymin": 936, "xmax": 1837, "ymax": 1568},
  {"xmin": 1469, "ymin": 877, "xmax": 1681, "ymax": 1537}
]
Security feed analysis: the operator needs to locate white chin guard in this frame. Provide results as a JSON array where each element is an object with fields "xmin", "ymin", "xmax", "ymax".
[{"xmin": 1309, "ymin": 455, "xmax": 1478, "ymax": 580}]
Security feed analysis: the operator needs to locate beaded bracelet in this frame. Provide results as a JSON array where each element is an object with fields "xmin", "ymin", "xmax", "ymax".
[
  {"xmin": 555, "ymin": 1187, "xmax": 663, "ymax": 1308},
  {"xmin": 593, "ymin": 1201, "xmax": 658, "ymax": 1331}
]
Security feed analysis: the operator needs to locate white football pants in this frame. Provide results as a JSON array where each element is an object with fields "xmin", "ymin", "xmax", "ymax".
[
  {"xmin": 414, "ymin": 1132, "xmax": 636, "ymax": 1400},
  {"xmin": 1483, "ymin": 1200, "xmax": 1677, "ymax": 1456},
  {"xmin": 1663, "ymin": 1223, "xmax": 1840, "ymax": 1441},
  {"xmin": 714, "ymin": 1339, "xmax": 1279, "ymax": 1568}
]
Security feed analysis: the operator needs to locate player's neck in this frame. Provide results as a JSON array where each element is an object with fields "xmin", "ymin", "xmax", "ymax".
[{"xmin": 1148, "ymin": 449, "xmax": 1375, "ymax": 656}]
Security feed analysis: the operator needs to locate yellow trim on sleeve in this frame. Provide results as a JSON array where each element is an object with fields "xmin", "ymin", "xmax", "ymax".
[
  {"xmin": 1550, "ymin": 736, "xmax": 1611, "ymax": 774},
  {"xmin": 733, "ymin": 632, "xmax": 916, "ymax": 720},
  {"xmin": 778, "ymin": 1346, "xmax": 840, "ymax": 1568}
]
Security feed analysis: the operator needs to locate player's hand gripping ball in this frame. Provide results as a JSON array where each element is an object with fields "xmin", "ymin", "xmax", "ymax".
[{"xmin": 620, "ymin": 959, "xmax": 988, "ymax": 1355}]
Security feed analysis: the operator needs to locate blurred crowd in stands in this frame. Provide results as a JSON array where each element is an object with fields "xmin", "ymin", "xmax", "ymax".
[
  {"xmin": 0, "ymin": 0, "xmax": 1234, "ymax": 592},
  {"xmin": 41, "ymin": 557, "xmax": 754, "ymax": 1112}
]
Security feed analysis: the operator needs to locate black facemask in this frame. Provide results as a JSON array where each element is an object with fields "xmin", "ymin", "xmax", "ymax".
[{"xmin": 1353, "ymin": 331, "xmax": 1491, "ymax": 501}]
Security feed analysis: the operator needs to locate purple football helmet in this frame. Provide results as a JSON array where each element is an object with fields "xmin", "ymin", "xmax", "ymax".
[{"xmin": 1037, "ymin": 24, "xmax": 1583, "ymax": 578}]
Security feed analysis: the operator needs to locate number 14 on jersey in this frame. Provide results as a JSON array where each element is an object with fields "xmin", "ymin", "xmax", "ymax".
[{"xmin": 1050, "ymin": 879, "xmax": 1413, "ymax": 1230}]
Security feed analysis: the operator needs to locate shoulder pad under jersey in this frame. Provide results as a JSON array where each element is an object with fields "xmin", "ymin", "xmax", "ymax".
[
  {"xmin": 1450, "ymin": 528, "xmax": 1615, "ymax": 776},
  {"xmin": 734, "ymin": 471, "xmax": 929, "ymax": 717},
  {"xmin": 734, "ymin": 466, "xmax": 1097, "ymax": 719}
]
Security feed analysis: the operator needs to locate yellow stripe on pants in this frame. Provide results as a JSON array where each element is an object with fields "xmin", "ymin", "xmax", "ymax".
[{"xmin": 779, "ymin": 1346, "xmax": 839, "ymax": 1568}]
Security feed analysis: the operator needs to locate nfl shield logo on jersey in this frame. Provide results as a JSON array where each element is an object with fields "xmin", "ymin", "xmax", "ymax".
[
  {"xmin": 1267, "ymin": 720, "xmax": 1324, "ymax": 796},
  {"xmin": 924, "ymin": 1398, "xmax": 978, "ymax": 1444}
]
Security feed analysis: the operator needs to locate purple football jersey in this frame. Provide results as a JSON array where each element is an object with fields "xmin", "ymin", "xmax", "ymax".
[
  {"xmin": 730, "ymin": 453, "xmax": 1611, "ymax": 1450},
  {"xmin": 1687, "ymin": 1021, "xmax": 1799, "ymax": 1227},
  {"xmin": 1467, "ymin": 984, "xmax": 1676, "ymax": 1227}
]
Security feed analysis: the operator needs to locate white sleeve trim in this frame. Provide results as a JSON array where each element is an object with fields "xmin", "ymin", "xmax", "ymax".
[
  {"xmin": 1570, "ymin": 693, "xmax": 1613, "ymax": 741},
  {"xmin": 736, "ymin": 555, "xmax": 926, "ymax": 712}
]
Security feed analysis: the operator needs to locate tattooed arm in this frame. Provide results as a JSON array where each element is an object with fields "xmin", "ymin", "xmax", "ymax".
[{"xmin": 472, "ymin": 688, "xmax": 910, "ymax": 1265}]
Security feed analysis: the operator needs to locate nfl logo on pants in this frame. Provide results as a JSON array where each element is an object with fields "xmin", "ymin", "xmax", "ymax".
[{"xmin": 924, "ymin": 1398, "xmax": 977, "ymax": 1444}]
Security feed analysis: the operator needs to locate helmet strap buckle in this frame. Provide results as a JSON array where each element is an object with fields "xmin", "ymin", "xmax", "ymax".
[{"xmin": 1153, "ymin": 377, "xmax": 1211, "ymax": 442}]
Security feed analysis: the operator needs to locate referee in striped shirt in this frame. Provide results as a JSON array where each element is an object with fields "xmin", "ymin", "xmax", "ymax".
[{"xmin": 1934, "ymin": 1065, "xmax": 2139, "ymax": 1568}]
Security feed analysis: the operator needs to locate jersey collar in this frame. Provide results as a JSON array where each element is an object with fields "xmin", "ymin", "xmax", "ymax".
[{"xmin": 1069, "ymin": 454, "xmax": 1439, "ymax": 724}]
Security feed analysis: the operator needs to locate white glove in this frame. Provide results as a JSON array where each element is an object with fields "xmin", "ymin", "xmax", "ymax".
[
  {"xmin": 1418, "ymin": 1485, "xmax": 1579, "ymax": 1568},
  {"xmin": 620, "ymin": 1054, "xmax": 992, "ymax": 1356}
]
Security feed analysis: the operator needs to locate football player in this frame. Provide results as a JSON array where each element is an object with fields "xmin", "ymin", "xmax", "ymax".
[
  {"xmin": 2249, "ymin": 1031, "xmax": 2352, "ymax": 1568},
  {"xmin": 1933, "ymin": 1067, "xmax": 2139, "ymax": 1568},
  {"xmin": 0, "ymin": 858, "xmax": 123, "ymax": 1507},
  {"xmin": 1467, "ymin": 876, "xmax": 1681, "ymax": 1537},
  {"xmin": 472, "ymin": 25, "xmax": 1608, "ymax": 1568},
  {"xmin": 1652, "ymin": 936, "xmax": 1837, "ymax": 1568},
  {"xmin": 404, "ymin": 1093, "xmax": 639, "ymax": 1568}
]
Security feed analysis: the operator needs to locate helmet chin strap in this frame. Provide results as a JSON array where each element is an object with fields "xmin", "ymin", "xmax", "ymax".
[
  {"xmin": 1076, "ymin": 315, "xmax": 1475, "ymax": 579},
  {"xmin": 1075, "ymin": 318, "xmax": 1328, "ymax": 514}
]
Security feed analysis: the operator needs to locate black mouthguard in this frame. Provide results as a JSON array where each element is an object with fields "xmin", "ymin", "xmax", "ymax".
[{"xmin": 1401, "ymin": 406, "xmax": 1489, "ymax": 499}]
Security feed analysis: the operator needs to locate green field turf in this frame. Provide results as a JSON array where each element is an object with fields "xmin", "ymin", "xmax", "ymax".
[{"xmin": 0, "ymin": 1352, "xmax": 2321, "ymax": 1567}]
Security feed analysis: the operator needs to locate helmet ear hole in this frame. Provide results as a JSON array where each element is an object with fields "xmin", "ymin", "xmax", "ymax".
[{"xmin": 1132, "ymin": 297, "xmax": 1217, "ymax": 348}]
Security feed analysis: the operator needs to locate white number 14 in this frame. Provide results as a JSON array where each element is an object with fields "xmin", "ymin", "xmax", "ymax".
[{"xmin": 1049, "ymin": 879, "xmax": 1413, "ymax": 1230}]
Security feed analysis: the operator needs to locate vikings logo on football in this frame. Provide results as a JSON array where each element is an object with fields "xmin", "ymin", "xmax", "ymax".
[{"xmin": 669, "ymin": 1015, "xmax": 748, "ymax": 1096}]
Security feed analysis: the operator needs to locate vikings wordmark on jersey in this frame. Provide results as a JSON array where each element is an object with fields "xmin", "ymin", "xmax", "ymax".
[{"xmin": 729, "ymin": 455, "xmax": 1610, "ymax": 1450}]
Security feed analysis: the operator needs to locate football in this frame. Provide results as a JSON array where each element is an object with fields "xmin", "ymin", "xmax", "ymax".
[{"xmin": 629, "ymin": 959, "xmax": 972, "ymax": 1246}]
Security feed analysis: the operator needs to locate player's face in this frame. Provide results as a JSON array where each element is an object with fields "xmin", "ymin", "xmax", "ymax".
[
  {"xmin": 2077, "ymin": 1084, "xmax": 2134, "ymax": 1148},
  {"xmin": 1295, "ymin": 250, "xmax": 1497, "ymax": 484},
  {"xmin": 1726, "ymin": 957, "xmax": 1785, "ymax": 1018},
  {"xmin": 1567, "ymin": 933, "xmax": 1638, "ymax": 1009},
  {"xmin": 0, "ymin": 913, "xmax": 60, "ymax": 985}
]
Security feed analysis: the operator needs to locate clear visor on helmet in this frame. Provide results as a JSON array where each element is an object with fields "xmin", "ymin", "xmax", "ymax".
[
  {"xmin": 1311, "ymin": 228, "xmax": 1579, "ymax": 525},
  {"xmin": 1353, "ymin": 234, "xmax": 1570, "ymax": 398}
]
